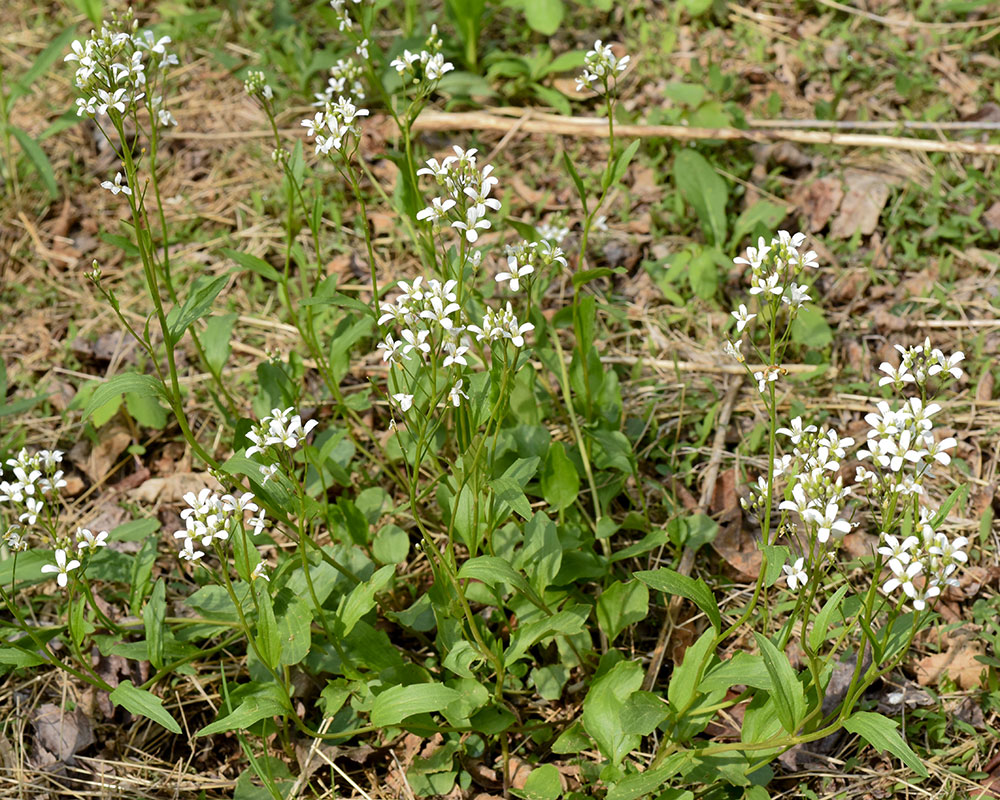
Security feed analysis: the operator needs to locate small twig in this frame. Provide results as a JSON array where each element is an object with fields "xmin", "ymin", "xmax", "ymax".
[
  {"xmin": 747, "ymin": 118, "xmax": 1000, "ymax": 132},
  {"xmin": 642, "ymin": 376, "xmax": 743, "ymax": 692},
  {"xmin": 410, "ymin": 109, "xmax": 1000, "ymax": 157},
  {"xmin": 814, "ymin": 0, "xmax": 1000, "ymax": 30}
]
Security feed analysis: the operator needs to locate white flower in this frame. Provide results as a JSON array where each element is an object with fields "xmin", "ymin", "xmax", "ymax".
[
  {"xmin": 400, "ymin": 328, "xmax": 431, "ymax": 357},
  {"xmin": 749, "ymin": 272, "xmax": 782, "ymax": 296},
  {"xmin": 442, "ymin": 343, "xmax": 469, "ymax": 368},
  {"xmin": 447, "ymin": 379, "xmax": 469, "ymax": 407},
  {"xmin": 776, "ymin": 417, "xmax": 817, "ymax": 444},
  {"xmin": 778, "ymin": 484, "xmax": 814, "ymax": 517},
  {"xmin": 877, "ymin": 533, "xmax": 918, "ymax": 565},
  {"xmin": 723, "ymin": 339, "xmax": 744, "ymax": 363},
  {"xmin": 496, "ymin": 256, "xmax": 534, "ymax": 292},
  {"xmin": 178, "ymin": 537, "xmax": 204, "ymax": 562},
  {"xmin": 883, "ymin": 559, "xmax": 922, "ymax": 596},
  {"xmin": 259, "ymin": 464, "xmax": 279, "ymax": 484},
  {"xmin": 782, "ymin": 282, "xmax": 810, "ymax": 308},
  {"xmin": 249, "ymin": 509, "xmax": 267, "ymax": 537},
  {"xmin": 393, "ymin": 393, "xmax": 414, "ymax": 412},
  {"xmin": 101, "ymin": 172, "xmax": 132, "ymax": 196},
  {"xmin": 734, "ymin": 237, "xmax": 771, "ymax": 270},
  {"xmin": 731, "ymin": 304, "xmax": 756, "ymax": 333},
  {"xmin": 416, "ymin": 197, "xmax": 456, "ymax": 223},
  {"xmin": 753, "ymin": 367, "xmax": 779, "ymax": 394},
  {"xmin": 878, "ymin": 362, "xmax": 915, "ymax": 387},
  {"xmin": 376, "ymin": 334, "xmax": 405, "ymax": 364},
  {"xmin": 451, "ymin": 206, "xmax": 491, "ymax": 243},
  {"xmin": 803, "ymin": 502, "xmax": 852, "ymax": 543},
  {"xmin": 75, "ymin": 528, "xmax": 109, "ymax": 553},
  {"xmin": 41, "ymin": 548, "xmax": 81, "ymax": 588},
  {"xmin": 250, "ymin": 562, "xmax": 270, "ymax": 582},
  {"xmin": 782, "ymin": 557, "xmax": 808, "ymax": 591}
]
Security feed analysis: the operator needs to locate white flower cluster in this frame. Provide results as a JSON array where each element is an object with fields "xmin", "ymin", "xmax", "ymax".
[
  {"xmin": 172, "ymin": 489, "xmax": 267, "ymax": 568},
  {"xmin": 41, "ymin": 548, "xmax": 81, "ymax": 588},
  {"xmin": 767, "ymin": 419, "xmax": 856, "ymax": 545},
  {"xmin": 375, "ymin": 271, "xmax": 534, "ymax": 416},
  {"xmin": 856, "ymin": 398, "xmax": 957, "ymax": 494},
  {"xmin": 416, "ymin": 147, "xmax": 500, "ymax": 243},
  {"xmin": 66, "ymin": 15, "xmax": 177, "ymax": 123},
  {"xmin": 313, "ymin": 57, "xmax": 366, "ymax": 105},
  {"xmin": 496, "ymin": 240, "xmax": 568, "ymax": 292},
  {"xmin": 468, "ymin": 303, "xmax": 535, "ymax": 348},
  {"xmin": 246, "ymin": 407, "xmax": 319, "ymax": 458},
  {"xmin": 878, "ymin": 508, "xmax": 967, "ymax": 610},
  {"xmin": 330, "ymin": 0, "xmax": 365, "ymax": 32},
  {"xmin": 877, "ymin": 338, "xmax": 964, "ymax": 390},
  {"xmin": 725, "ymin": 230, "xmax": 819, "ymax": 392},
  {"xmin": 536, "ymin": 220, "xmax": 570, "ymax": 245},
  {"xmin": 302, "ymin": 95, "xmax": 369, "ymax": 157},
  {"xmin": 243, "ymin": 69, "xmax": 274, "ymax": 101},
  {"xmin": 389, "ymin": 26, "xmax": 454, "ymax": 86},
  {"xmin": 576, "ymin": 40, "xmax": 630, "ymax": 93},
  {"xmin": 0, "ymin": 449, "xmax": 66, "ymax": 528}
]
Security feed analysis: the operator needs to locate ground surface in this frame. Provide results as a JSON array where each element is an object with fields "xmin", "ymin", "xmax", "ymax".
[{"xmin": 1, "ymin": 1, "xmax": 1000, "ymax": 798}]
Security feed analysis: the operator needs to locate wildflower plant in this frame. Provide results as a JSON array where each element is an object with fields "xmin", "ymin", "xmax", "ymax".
[{"xmin": 0, "ymin": 4, "xmax": 973, "ymax": 798}]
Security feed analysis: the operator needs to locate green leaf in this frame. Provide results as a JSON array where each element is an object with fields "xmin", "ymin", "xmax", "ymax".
[
  {"xmin": 521, "ymin": 764, "xmax": 562, "ymax": 800},
  {"xmin": 596, "ymin": 580, "xmax": 649, "ymax": 644},
  {"xmin": 582, "ymin": 659, "xmax": 643, "ymax": 767},
  {"xmin": 166, "ymin": 273, "xmax": 229, "ymax": 345},
  {"xmin": 562, "ymin": 151, "xmax": 588, "ymax": 212},
  {"xmin": 701, "ymin": 652, "xmax": 772, "ymax": 694},
  {"xmin": 370, "ymin": 683, "xmax": 462, "ymax": 727},
  {"xmin": 110, "ymin": 518, "xmax": 160, "ymax": 542},
  {"xmin": 202, "ymin": 314, "xmax": 237, "ymax": 374},
  {"xmin": 83, "ymin": 373, "xmax": 165, "ymax": 421},
  {"xmin": 667, "ymin": 628, "xmax": 716, "ymax": 713},
  {"xmin": 255, "ymin": 588, "xmax": 282, "ymax": 670},
  {"xmin": 504, "ymin": 606, "xmax": 589, "ymax": 665},
  {"xmin": 523, "ymin": 0, "xmax": 564, "ymax": 35},
  {"xmin": 789, "ymin": 305, "xmax": 832, "ymax": 348},
  {"xmin": 808, "ymin": 584, "xmax": 849, "ymax": 652},
  {"xmin": 337, "ymin": 564, "xmax": 394, "ymax": 638},
  {"xmin": 540, "ymin": 443, "xmax": 580, "ymax": 512},
  {"xmin": 673, "ymin": 150, "xmax": 728, "ymax": 246},
  {"xmin": 843, "ymin": 711, "xmax": 929, "ymax": 778},
  {"xmin": 730, "ymin": 200, "xmax": 789, "ymax": 250},
  {"xmin": 459, "ymin": 556, "xmax": 547, "ymax": 612},
  {"xmin": 753, "ymin": 633, "xmax": 806, "ymax": 735},
  {"xmin": 109, "ymin": 681, "xmax": 181, "ymax": 734},
  {"xmin": 607, "ymin": 139, "xmax": 641, "ymax": 190},
  {"xmin": 687, "ymin": 246, "xmax": 720, "ymax": 300},
  {"xmin": 636, "ymin": 568, "xmax": 721, "ymax": 632},
  {"xmin": 10, "ymin": 126, "xmax": 58, "ymax": 199},
  {"xmin": 930, "ymin": 484, "xmax": 968, "ymax": 528},
  {"xmin": 274, "ymin": 589, "xmax": 312, "ymax": 666},
  {"xmin": 223, "ymin": 247, "xmax": 282, "ymax": 282},
  {"xmin": 145, "ymin": 578, "xmax": 167, "ymax": 670},
  {"xmin": 197, "ymin": 690, "xmax": 289, "ymax": 736},
  {"xmin": 620, "ymin": 691, "xmax": 671, "ymax": 735},
  {"xmin": 125, "ymin": 391, "xmax": 167, "ymax": 429}
]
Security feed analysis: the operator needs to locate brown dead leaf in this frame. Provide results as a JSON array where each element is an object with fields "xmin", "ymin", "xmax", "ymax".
[
  {"xmin": 792, "ymin": 175, "xmax": 843, "ymax": 232},
  {"xmin": 711, "ymin": 516, "xmax": 761, "ymax": 579},
  {"xmin": 829, "ymin": 170, "xmax": 890, "ymax": 239},
  {"xmin": 977, "ymin": 371, "xmax": 995, "ymax": 403},
  {"xmin": 915, "ymin": 636, "xmax": 987, "ymax": 690},
  {"xmin": 32, "ymin": 703, "xmax": 94, "ymax": 763},
  {"xmin": 129, "ymin": 471, "xmax": 221, "ymax": 505},
  {"xmin": 984, "ymin": 201, "xmax": 1000, "ymax": 231},
  {"xmin": 71, "ymin": 424, "xmax": 132, "ymax": 483}
]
